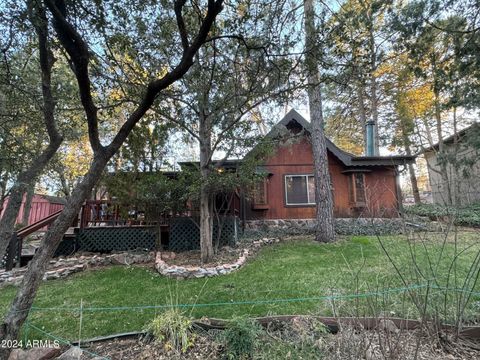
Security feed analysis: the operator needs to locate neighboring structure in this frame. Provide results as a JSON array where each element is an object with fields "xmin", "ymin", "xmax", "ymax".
[
  {"xmin": 0, "ymin": 194, "xmax": 66, "ymax": 230},
  {"xmin": 423, "ymin": 123, "xmax": 480, "ymax": 206},
  {"xmin": 243, "ymin": 110, "xmax": 415, "ymax": 222}
]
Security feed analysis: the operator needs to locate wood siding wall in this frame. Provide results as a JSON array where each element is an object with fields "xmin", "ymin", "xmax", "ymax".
[
  {"xmin": 245, "ymin": 138, "xmax": 400, "ymax": 219},
  {"xmin": 1, "ymin": 194, "xmax": 65, "ymax": 230}
]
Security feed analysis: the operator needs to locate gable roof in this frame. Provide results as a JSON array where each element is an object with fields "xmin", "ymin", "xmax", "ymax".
[{"xmin": 267, "ymin": 109, "xmax": 415, "ymax": 167}]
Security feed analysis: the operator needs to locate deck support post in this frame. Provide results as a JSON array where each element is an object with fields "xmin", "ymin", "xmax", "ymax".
[{"xmin": 5, "ymin": 233, "xmax": 17, "ymax": 271}]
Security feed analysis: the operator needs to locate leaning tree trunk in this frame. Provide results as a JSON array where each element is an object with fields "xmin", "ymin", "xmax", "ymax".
[
  {"xmin": 0, "ymin": 0, "xmax": 223, "ymax": 355},
  {"xmin": 0, "ymin": 183, "xmax": 27, "ymax": 257},
  {"xmin": 0, "ymin": 157, "xmax": 107, "ymax": 358},
  {"xmin": 0, "ymin": 1, "xmax": 63, "ymax": 260},
  {"xmin": 0, "ymin": 142, "xmax": 61, "ymax": 260},
  {"xmin": 304, "ymin": 0, "xmax": 335, "ymax": 243}
]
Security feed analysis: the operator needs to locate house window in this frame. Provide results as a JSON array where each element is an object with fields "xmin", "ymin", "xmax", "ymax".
[
  {"xmin": 348, "ymin": 173, "xmax": 366, "ymax": 206},
  {"xmin": 285, "ymin": 175, "xmax": 315, "ymax": 205}
]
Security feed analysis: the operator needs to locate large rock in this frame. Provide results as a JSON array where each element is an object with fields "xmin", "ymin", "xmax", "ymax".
[
  {"xmin": 377, "ymin": 319, "xmax": 399, "ymax": 334},
  {"xmin": 160, "ymin": 251, "xmax": 176, "ymax": 260},
  {"xmin": 56, "ymin": 347, "xmax": 83, "ymax": 360},
  {"xmin": 8, "ymin": 347, "xmax": 61, "ymax": 360},
  {"xmin": 110, "ymin": 254, "xmax": 130, "ymax": 265}
]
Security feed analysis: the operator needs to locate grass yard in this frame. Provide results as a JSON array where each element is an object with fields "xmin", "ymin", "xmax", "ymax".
[{"xmin": 1, "ymin": 232, "xmax": 479, "ymax": 341}]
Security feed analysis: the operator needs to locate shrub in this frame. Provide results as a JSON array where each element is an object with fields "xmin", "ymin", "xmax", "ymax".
[
  {"xmin": 405, "ymin": 202, "xmax": 480, "ymax": 227},
  {"xmin": 241, "ymin": 218, "xmax": 405, "ymax": 239},
  {"xmin": 220, "ymin": 317, "xmax": 263, "ymax": 360},
  {"xmin": 146, "ymin": 309, "xmax": 195, "ymax": 353}
]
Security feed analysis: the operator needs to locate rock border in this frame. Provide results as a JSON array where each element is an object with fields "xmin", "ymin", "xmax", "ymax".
[
  {"xmin": 0, "ymin": 251, "xmax": 154, "ymax": 287},
  {"xmin": 1, "ymin": 238, "xmax": 281, "ymax": 286},
  {"xmin": 155, "ymin": 237, "xmax": 280, "ymax": 279}
]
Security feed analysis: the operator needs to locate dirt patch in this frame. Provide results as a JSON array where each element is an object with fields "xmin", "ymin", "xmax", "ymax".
[
  {"xmin": 82, "ymin": 332, "xmax": 221, "ymax": 360},
  {"xmin": 79, "ymin": 317, "xmax": 480, "ymax": 359}
]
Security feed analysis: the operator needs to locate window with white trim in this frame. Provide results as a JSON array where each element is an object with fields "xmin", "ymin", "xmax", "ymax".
[{"xmin": 285, "ymin": 175, "xmax": 315, "ymax": 205}]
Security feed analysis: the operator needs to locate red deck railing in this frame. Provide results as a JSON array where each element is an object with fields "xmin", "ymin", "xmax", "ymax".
[{"xmin": 4, "ymin": 210, "xmax": 63, "ymax": 271}]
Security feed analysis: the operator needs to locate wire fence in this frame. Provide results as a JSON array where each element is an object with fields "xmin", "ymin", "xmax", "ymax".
[{"xmin": 19, "ymin": 283, "xmax": 480, "ymax": 360}]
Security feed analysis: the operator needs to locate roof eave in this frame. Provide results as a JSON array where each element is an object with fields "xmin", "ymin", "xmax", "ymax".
[{"xmin": 350, "ymin": 155, "xmax": 416, "ymax": 166}]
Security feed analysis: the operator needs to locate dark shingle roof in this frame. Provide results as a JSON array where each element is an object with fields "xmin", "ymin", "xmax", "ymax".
[{"xmin": 267, "ymin": 109, "xmax": 415, "ymax": 167}]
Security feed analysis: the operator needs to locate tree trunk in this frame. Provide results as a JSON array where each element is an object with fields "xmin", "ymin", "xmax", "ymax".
[
  {"xmin": 368, "ymin": 25, "xmax": 380, "ymax": 156},
  {"xmin": 21, "ymin": 185, "xmax": 35, "ymax": 226},
  {"xmin": 199, "ymin": 185, "xmax": 214, "ymax": 263},
  {"xmin": 451, "ymin": 104, "xmax": 460, "ymax": 206},
  {"xmin": 432, "ymin": 58, "xmax": 452, "ymax": 205},
  {"xmin": 199, "ymin": 110, "xmax": 214, "ymax": 263},
  {"xmin": 304, "ymin": 0, "xmax": 335, "ymax": 243},
  {"xmin": 0, "ymin": 172, "xmax": 8, "ymax": 207},
  {"xmin": 0, "ymin": 1, "xmax": 63, "ymax": 260},
  {"xmin": 0, "ymin": 157, "xmax": 107, "ymax": 359},
  {"xmin": 400, "ymin": 119, "xmax": 421, "ymax": 204},
  {"xmin": 0, "ymin": 184, "xmax": 27, "ymax": 256},
  {"xmin": 57, "ymin": 167, "xmax": 71, "ymax": 199},
  {"xmin": 0, "ymin": 142, "xmax": 61, "ymax": 260},
  {"xmin": 408, "ymin": 163, "xmax": 421, "ymax": 204},
  {"xmin": 0, "ymin": 0, "xmax": 223, "ymax": 355},
  {"xmin": 356, "ymin": 81, "xmax": 368, "ymax": 154}
]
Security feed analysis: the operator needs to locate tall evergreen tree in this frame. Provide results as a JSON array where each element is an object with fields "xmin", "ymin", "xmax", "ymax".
[{"xmin": 304, "ymin": 0, "xmax": 335, "ymax": 243}]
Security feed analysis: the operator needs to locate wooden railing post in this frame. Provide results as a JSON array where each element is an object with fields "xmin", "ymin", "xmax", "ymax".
[
  {"xmin": 80, "ymin": 203, "xmax": 85, "ymax": 229},
  {"xmin": 5, "ymin": 232, "xmax": 17, "ymax": 271}
]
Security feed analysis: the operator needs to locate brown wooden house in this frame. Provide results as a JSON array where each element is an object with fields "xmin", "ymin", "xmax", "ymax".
[
  {"xmin": 84, "ymin": 110, "xmax": 415, "ymax": 227},
  {"xmin": 243, "ymin": 109, "xmax": 415, "ymax": 221}
]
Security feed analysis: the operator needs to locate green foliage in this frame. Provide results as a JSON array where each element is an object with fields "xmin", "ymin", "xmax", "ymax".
[
  {"xmin": 405, "ymin": 203, "xmax": 480, "ymax": 227},
  {"xmin": 256, "ymin": 338, "xmax": 322, "ymax": 359},
  {"xmin": 103, "ymin": 136, "xmax": 275, "ymax": 219},
  {"xmin": 103, "ymin": 171, "xmax": 189, "ymax": 220},
  {"xmin": 220, "ymin": 317, "xmax": 263, "ymax": 360},
  {"xmin": 146, "ymin": 309, "xmax": 195, "ymax": 353}
]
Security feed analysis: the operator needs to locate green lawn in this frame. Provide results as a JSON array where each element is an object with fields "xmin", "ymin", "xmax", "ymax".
[{"xmin": 1, "ymin": 232, "xmax": 479, "ymax": 341}]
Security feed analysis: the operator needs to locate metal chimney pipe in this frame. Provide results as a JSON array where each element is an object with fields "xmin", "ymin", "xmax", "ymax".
[{"xmin": 366, "ymin": 120, "xmax": 375, "ymax": 156}]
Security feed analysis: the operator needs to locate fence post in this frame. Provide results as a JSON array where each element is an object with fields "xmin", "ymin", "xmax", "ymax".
[{"xmin": 5, "ymin": 232, "xmax": 17, "ymax": 271}]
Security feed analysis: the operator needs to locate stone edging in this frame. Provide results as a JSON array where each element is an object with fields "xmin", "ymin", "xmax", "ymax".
[
  {"xmin": 0, "ymin": 237, "xmax": 280, "ymax": 286},
  {"xmin": 155, "ymin": 237, "xmax": 280, "ymax": 279},
  {"xmin": 0, "ymin": 252, "xmax": 153, "ymax": 287}
]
